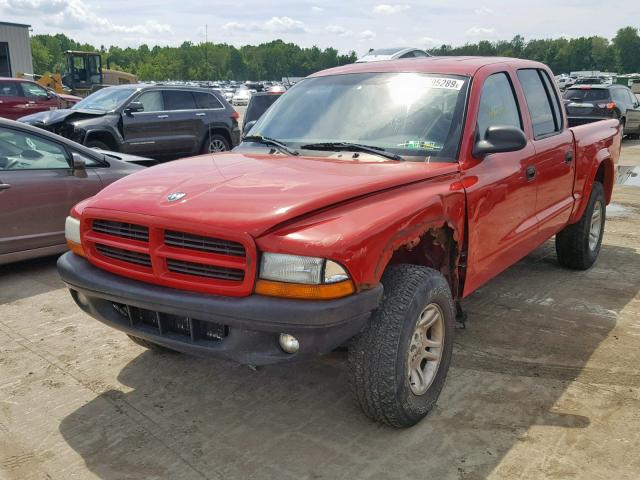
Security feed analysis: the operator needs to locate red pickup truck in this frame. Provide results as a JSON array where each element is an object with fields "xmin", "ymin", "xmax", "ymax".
[{"xmin": 58, "ymin": 57, "xmax": 621, "ymax": 427}]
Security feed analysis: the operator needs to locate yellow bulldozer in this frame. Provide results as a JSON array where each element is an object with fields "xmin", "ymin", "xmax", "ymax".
[{"xmin": 19, "ymin": 50, "xmax": 137, "ymax": 97}]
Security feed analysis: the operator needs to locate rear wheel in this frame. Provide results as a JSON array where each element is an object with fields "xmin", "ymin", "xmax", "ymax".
[
  {"xmin": 202, "ymin": 133, "xmax": 230, "ymax": 154},
  {"xmin": 127, "ymin": 334, "xmax": 177, "ymax": 353},
  {"xmin": 349, "ymin": 264, "xmax": 455, "ymax": 428},
  {"xmin": 556, "ymin": 181, "xmax": 605, "ymax": 270}
]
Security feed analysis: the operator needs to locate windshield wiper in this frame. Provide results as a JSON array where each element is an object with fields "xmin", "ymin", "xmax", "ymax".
[
  {"xmin": 243, "ymin": 135, "xmax": 299, "ymax": 156},
  {"xmin": 300, "ymin": 142, "xmax": 403, "ymax": 161}
]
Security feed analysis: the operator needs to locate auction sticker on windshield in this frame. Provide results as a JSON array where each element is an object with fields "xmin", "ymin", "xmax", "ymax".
[{"xmin": 428, "ymin": 78, "xmax": 464, "ymax": 90}]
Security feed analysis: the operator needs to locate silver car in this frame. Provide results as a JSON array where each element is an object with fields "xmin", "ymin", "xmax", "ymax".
[{"xmin": 0, "ymin": 118, "xmax": 149, "ymax": 265}]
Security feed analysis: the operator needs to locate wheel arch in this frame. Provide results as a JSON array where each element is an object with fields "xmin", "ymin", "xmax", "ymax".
[
  {"xmin": 85, "ymin": 130, "xmax": 119, "ymax": 151},
  {"xmin": 202, "ymin": 127, "xmax": 232, "ymax": 150}
]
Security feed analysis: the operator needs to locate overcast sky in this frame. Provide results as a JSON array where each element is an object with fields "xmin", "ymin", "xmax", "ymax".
[{"xmin": 1, "ymin": 0, "xmax": 638, "ymax": 56}]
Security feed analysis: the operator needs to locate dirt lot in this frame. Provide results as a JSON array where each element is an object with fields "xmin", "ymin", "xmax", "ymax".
[{"xmin": 1, "ymin": 140, "xmax": 639, "ymax": 480}]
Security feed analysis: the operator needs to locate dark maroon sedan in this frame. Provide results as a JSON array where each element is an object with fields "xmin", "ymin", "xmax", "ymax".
[{"xmin": 0, "ymin": 117, "xmax": 149, "ymax": 265}]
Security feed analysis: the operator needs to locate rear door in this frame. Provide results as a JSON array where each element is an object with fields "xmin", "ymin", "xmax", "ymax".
[
  {"xmin": 19, "ymin": 82, "xmax": 59, "ymax": 115},
  {"xmin": 162, "ymin": 90, "xmax": 201, "ymax": 155},
  {"xmin": 0, "ymin": 81, "xmax": 28, "ymax": 120},
  {"xmin": 517, "ymin": 68, "xmax": 575, "ymax": 241},
  {"xmin": 0, "ymin": 126, "xmax": 103, "ymax": 254}
]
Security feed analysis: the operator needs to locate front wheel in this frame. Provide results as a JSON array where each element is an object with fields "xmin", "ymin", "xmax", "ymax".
[
  {"xmin": 556, "ymin": 181, "xmax": 605, "ymax": 270},
  {"xmin": 348, "ymin": 264, "xmax": 455, "ymax": 428},
  {"xmin": 202, "ymin": 133, "xmax": 230, "ymax": 154}
]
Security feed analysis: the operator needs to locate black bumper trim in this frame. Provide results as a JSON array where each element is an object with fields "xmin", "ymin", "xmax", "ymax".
[{"xmin": 57, "ymin": 253, "xmax": 382, "ymax": 364}]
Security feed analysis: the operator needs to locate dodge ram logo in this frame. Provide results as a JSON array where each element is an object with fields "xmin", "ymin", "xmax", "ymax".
[{"xmin": 167, "ymin": 192, "xmax": 186, "ymax": 202}]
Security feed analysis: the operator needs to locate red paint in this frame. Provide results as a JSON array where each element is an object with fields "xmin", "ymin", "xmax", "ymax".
[
  {"xmin": 72, "ymin": 57, "xmax": 621, "ymax": 299},
  {"xmin": 0, "ymin": 77, "xmax": 75, "ymax": 120}
]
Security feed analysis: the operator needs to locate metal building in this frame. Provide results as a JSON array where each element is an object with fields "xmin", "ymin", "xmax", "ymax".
[{"xmin": 0, "ymin": 21, "xmax": 33, "ymax": 77}]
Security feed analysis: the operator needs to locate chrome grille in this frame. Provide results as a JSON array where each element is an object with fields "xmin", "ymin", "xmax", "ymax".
[
  {"xmin": 165, "ymin": 230, "xmax": 245, "ymax": 256},
  {"xmin": 167, "ymin": 258, "xmax": 244, "ymax": 281},
  {"xmin": 93, "ymin": 220, "xmax": 149, "ymax": 242},
  {"xmin": 96, "ymin": 244, "xmax": 152, "ymax": 267}
]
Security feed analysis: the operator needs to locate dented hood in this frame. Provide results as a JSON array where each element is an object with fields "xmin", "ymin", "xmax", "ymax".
[
  {"xmin": 83, "ymin": 152, "xmax": 458, "ymax": 237},
  {"xmin": 19, "ymin": 108, "xmax": 104, "ymax": 125}
]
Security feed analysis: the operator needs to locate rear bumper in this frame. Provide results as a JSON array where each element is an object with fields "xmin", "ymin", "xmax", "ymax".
[{"xmin": 57, "ymin": 252, "xmax": 382, "ymax": 365}]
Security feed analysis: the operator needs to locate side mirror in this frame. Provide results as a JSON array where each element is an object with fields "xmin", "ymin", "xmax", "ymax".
[
  {"xmin": 124, "ymin": 101, "xmax": 144, "ymax": 115},
  {"xmin": 473, "ymin": 125, "xmax": 527, "ymax": 158},
  {"xmin": 242, "ymin": 120, "xmax": 257, "ymax": 137},
  {"xmin": 71, "ymin": 152, "xmax": 87, "ymax": 178}
]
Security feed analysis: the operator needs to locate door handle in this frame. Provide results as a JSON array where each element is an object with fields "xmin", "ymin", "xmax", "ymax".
[
  {"xmin": 526, "ymin": 166, "xmax": 537, "ymax": 181},
  {"xmin": 0, "ymin": 183, "xmax": 11, "ymax": 191},
  {"xmin": 195, "ymin": 112, "xmax": 206, "ymax": 116},
  {"xmin": 565, "ymin": 151, "xmax": 574, "ymax": 163},
  {"xmin": 157, "ymin": 114, "xmax": 169, "ymax": 119}
]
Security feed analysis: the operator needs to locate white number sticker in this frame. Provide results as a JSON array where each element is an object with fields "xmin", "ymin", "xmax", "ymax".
[{"xmin": 427, "ymin": 78, "xmax": 464, "ymax": 90}]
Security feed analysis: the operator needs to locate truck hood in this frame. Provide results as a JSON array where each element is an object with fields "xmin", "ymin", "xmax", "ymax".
[
  {"xmin": 19, "ymin": 108, "xmax": 105, "ymax": 125},
  {"xmin": 83, "ymin": 152, "xmax": 459, "ymax": 237}
]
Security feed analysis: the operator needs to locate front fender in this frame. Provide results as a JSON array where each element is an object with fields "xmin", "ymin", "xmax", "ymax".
[{"xmin": 256, "ymin": 173, "xmax": 465, "ymax": 291}]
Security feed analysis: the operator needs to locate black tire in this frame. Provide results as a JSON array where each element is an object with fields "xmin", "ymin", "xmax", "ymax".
[
  {"xmin": 201, "ymin": 133, "xmax": 230, "ymax": 154},
  {"xmin": 348, "ymin": 264, "xmax": 455, "ymax": 428},
  {"xmin": 127, "ymin": 334, "xmax": 177, "ymax": 353},
  {"xmin": 556, "ymin": 181, "xmax": 605, "ymax": 270},
  {"xmin": 85, "ymin": 140, "xmax": 112, "ymax": 151}
]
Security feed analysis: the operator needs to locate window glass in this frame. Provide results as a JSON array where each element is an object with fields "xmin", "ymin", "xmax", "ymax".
[
  {"xmin": 0, "ymin": 128, "xmax": 70, "ymax": 170},
  {"xmin": 70, "ymin": 149, "xmax": 101, "ymax": 166},
  {"xmin": 517, "ymin": 69, "xmax": 556, "ymax": 137},
  {"xmin": 193, "ymin": 91, "xmax": 223, "ymax": 109},
  {"xmin": 412, "ymin": 50, "xmax": 429, "ymax": 57},
  {"xmin": 0, "ymin": 82, "xmax": 20, "ymax": 97},
  {"xmin": 72, "ymin": 87, "xmax": 136, "ymax": 112},
  {"xmin": 21, "ymin": 82, "xmax": 49, "ymax": 98},
  {"xmin": 564, "ymin": 88, "xmax": 610, "ymax": 101},
  {"xmin": 477, "ymin": 72, "xmax": 521, "ymax": 139},
  {"xmin": 628, "ymin": 90, "xmax": 639, "ymax": 106},
  {"xmin": 163, "ymin": 90, "xmax": 196, "ymax": 110},
  {"xmin": 539, "ymin": 70, "xmax": 562, "ymax": 130},
  {"xmin": 611, "ymin": 89, "xmax": 628, "ymax": 106},
  {"xmin": 136, "ymin": 91, "xmax": 164, "ymax": 111},
  {"xmin": 399, "ymin": 51, "xmax": 416, "ymax": 58}
]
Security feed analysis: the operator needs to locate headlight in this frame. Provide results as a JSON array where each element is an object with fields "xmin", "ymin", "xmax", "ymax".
[
  {"xmin": 259, "ymin": 253, "xmax": 349, "ymax": 284},
  {"xmin": 256, "ymin": 253, "xmax": 354, "ymax": 299},
  {"xmin": 65, "ymin": 216, "xmax": 81, "ymax": 244},
  {"xmin": 65, "ymin": 215, "xmax": 85, "ymax": 257}
]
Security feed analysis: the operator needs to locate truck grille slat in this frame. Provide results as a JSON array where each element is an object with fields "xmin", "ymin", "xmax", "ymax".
[
  {"xmin": 96, "ymin": 244, "xmax": 152, "ymax": 267},
  {"xmin": 167, "ymin": 259, "xmax": 244, "ymax": 281},
  {"xmin": 165, "ymin": 231, "xmax": 245, "ymax": 256},
  {"xmin": 93, "ymin": 220, "xmax": 149, "ymax": 242}
]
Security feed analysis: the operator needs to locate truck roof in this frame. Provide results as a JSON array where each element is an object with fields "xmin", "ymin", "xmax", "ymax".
[{"xmin": 311, "ymin": 56, "xmax": 548, "ymax": 78}]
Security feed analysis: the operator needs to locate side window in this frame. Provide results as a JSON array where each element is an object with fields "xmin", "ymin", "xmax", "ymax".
[
  {"xmin": 517, "ymin": 69, "xmax": 558, "ymax": 138},
  {"xmin": 628, "ymin": 90, "xmax": 639, "ymax": 106},
  {"xmin": 539, "ymin": 70, "xmax": 563, "ymax": 130},
  {"xmin": 0, "ymin": 127, "xmax": 70, "ymax": 170},
  {"xmin": 20, "ymin": 82, "xmax": 49, "ymax": 99},
  {"xmin": 611, "ymin": 89, "xmax": 628, "ymax": 107},
  {"xmin": 163, "ymin": 90, "xmax": 196, "ymax": 110},
  {"xmin": 477, "ymin": 72, "xmax": 521, "ymax": 139},
  {"xmin": 193, "ymin": 91, "xmax": 223, "ymax": 109},
  {"xmin": 0, "ymin": 82, "xmax": 20, "ymax": 97},
  {"xmin": 136, "ymin": 91, "xmax": 164, "ymax": 111}
]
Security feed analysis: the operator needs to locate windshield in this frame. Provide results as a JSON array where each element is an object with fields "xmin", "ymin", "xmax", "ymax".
[
  {"xmin": 72, "ymin": 87, "xmax": 137, "ymax": 112},
  {"xmin": 247, "ymin": 72, "xmax": 470, "ymax": 160}
]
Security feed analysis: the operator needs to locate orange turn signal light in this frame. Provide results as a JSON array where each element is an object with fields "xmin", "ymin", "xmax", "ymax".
[
  {"xmin": 67, "ymin": 240, "xmax": 86, "ymax": 258},
  {"xmin": 255, "ymin": 279, "xmax": 355, "ymax": 300}
]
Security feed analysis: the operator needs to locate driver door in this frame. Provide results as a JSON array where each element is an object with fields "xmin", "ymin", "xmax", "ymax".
[{"xmin": 0, "ymin": 126, "xmax": 103, "ymax": 255}]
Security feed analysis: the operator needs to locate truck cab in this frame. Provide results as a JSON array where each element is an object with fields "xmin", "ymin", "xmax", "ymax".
[{"xmin": 58, "ymin": 57, "xmax": 621, "ymax": 428}]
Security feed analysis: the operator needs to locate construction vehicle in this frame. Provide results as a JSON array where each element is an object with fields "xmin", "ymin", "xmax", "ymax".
[{"xmin": 19, "ymin": 51, "xmax": 137, "ymax": 97}]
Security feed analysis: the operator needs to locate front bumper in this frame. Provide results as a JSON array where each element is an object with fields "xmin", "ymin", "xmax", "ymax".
[{"xmin": 58, "ymin": 253, "xmax": 382, "ymax": 365}]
